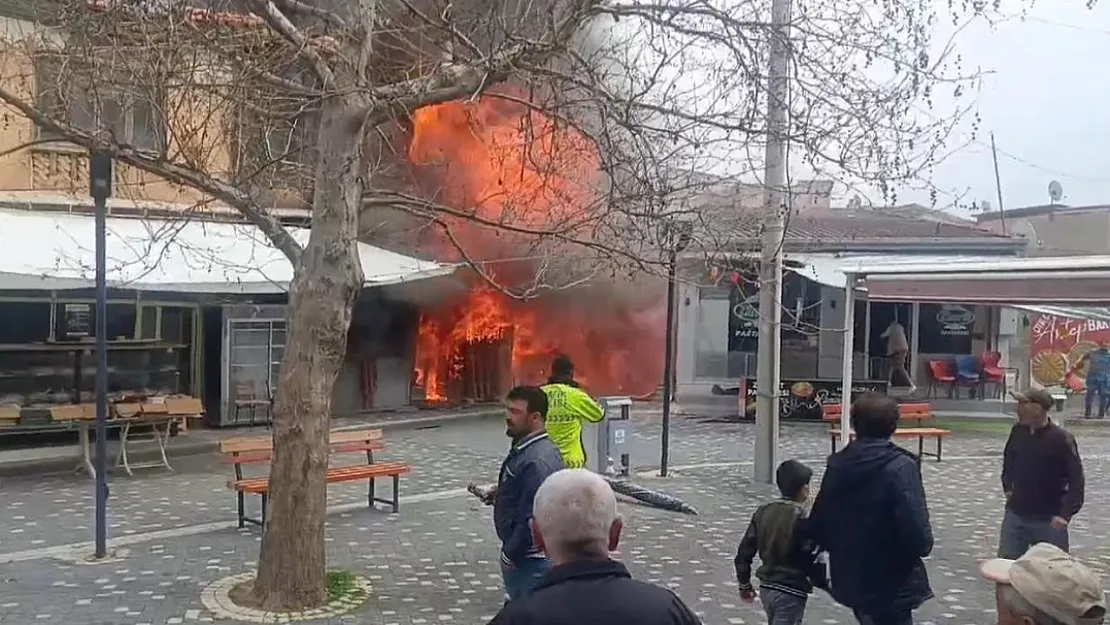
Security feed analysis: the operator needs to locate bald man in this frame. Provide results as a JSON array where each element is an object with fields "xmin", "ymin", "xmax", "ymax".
[{"xmin": 489, "ymin": 469, "xmax": 701, "ymax": 625}]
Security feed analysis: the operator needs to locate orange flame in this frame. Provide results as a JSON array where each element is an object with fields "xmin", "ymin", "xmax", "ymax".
[{"xmin": 409, "ymin": 97, "xmax": 664, "ymax": 401}]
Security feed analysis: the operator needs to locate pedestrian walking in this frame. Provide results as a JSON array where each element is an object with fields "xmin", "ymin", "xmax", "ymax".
[
  {"xmin": 488, "ymin": 468, "xmax": 701, "ymax": 625},
  {"xmin": 734, "ymin": 459, "xmax": 828, "ymax": 625},
  {"xmin": 982, "ymin": 542, "xmax": 1105, "ymax": 625},
  {"xmin": 998, "ymin": 389, "xmax": 1085, "ymax": 559},
  {"xmin": 1069, "ymin": 342, "xmax": 1110, "ymax": 418},
  {"xmin": 881, "ymin": 317, "xmax": 914, "ymax": 390},
  {"xmin": 494, "ymin": 385, "xmax": 565, "ymax": 602},
  {"xmin": 541, "ymin": 355, "xmax": 604, "ymax": 468},
  {"xmin": 808, "ymin": 392, "xmax": 933, "ymax": 625}
]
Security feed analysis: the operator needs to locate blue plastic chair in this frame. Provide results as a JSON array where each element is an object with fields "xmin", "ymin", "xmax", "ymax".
[{"xmin": 954, "ymin": 355, "xmax": 981, "ymax": 398}]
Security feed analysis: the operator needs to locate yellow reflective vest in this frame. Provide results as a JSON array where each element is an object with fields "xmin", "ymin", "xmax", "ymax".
[{"xmin": 541, "ymin": 383, "xmax": 604, "ymax": 468}]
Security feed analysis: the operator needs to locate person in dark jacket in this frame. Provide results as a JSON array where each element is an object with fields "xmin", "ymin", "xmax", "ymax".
[
  {"xmin": 808, "ymin": 392, "xmax": 934, "ymax": 625},
  {"xmin": 494, "ymin": 385, "xmax": 565, "ymax": 602},
  {"xmin": 735, "ymin": 459, "xmax": 828, "ymax": 625},
  {"xmin": 998, "ymin": 389, "xmax": 1085, "ymax": 558},
  {"xmin": 489, "ymin": 468, "xmax": 701, "ymax": 625}
]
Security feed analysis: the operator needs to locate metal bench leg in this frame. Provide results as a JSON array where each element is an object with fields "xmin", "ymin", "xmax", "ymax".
[
  {"xmin": 918, "ymin": 435, "xmax": 924, "ymax": 459},
  {"xmin": 117, "ymin": 421, "xmax": 134, "ymax": 477},
  {"xmin": 153, "ymin": 421, "xmax": 173, "ymax": 472},
  {"xmin": 368, "ymin": 476, "xmax": 376, "ymax": 509},
  {"xmin": 261, "ymin": 493, "xmax": 268, "ymax": 527},
  {"xmin": 237, "ymin": 491, "xmax": 246, "ymax": 528},
  {"xmin": 936, "ymin": 436, "xmax": 943, "ymax": 462},
  {"xmin": 391, "ymin": 474, "xmax": 400, "ymax": 513},
  {"xmin": 829, "ymin": 433, "xmax": 837, "ymax": 455}
]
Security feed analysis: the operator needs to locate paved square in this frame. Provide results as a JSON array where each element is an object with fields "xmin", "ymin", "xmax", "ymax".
[{"xmin": 1, "ymin": 414, "xmax": 1108, "ymax": 624}]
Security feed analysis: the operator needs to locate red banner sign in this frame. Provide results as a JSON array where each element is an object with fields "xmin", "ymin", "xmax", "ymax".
[{"xmin": 1030, "ymin": 314, "xmax": 1110, "ymax": 387}]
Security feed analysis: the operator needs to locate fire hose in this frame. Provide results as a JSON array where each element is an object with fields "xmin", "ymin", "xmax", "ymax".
[{"xmin": 467, "ymin": 474, "xmax": 697, "ymax": 516}]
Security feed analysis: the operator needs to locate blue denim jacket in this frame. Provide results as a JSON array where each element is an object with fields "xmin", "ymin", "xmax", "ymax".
[{"xmin": 493, "ymin": 431, "xmax": 565, "ymax": 565}]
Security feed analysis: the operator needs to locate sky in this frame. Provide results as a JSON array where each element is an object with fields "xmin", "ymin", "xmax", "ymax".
[{"xmin": 909, "ymin": 0, "xmax": 1110, "ymax": 212}]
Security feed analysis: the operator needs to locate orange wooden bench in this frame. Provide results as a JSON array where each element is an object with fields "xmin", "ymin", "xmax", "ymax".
[
  {"xmin": 827, "ymin": 427, "xmax": 953, "ymax": 465},
  {"xmin": 218, "ymin": 428, "xmax": 409, "ymax": 528},
  {"xmin": 823, "ymin": 402, "xmax": 950, "ymax": 465},
  {"xmin": 821, "ymin": 402, "xmax": 934, "ymax": 427}
]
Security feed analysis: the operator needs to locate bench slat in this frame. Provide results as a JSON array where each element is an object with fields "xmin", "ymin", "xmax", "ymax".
[
  {"xmin": 219, "ymin": 428, "xmax": 383, "ymax": 454},
  {"xmin": 229, "ymin": 462, "xmax": 410, "ymax": 493},
  {"xmin": 222, "ymin": 441, "xmax": 386, "ymax": 465},
  {"xmin": 829, "ymin": 427, "xmax": 953, "ymax": 439}
]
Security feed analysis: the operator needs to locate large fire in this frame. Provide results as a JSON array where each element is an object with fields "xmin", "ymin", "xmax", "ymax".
[{"xmin": 408, "ymin": 97, "xmax": 665, "ymax": 401}]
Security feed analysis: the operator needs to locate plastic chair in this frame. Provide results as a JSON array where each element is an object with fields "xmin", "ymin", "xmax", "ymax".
[
  {"xmin": 954, "ymin": 355, "xmax": 981, "ymax": 399},
  {"xmin": 980, "ymin": 351, "xmax": 1014, "ymax": 398},
  {"xmin": 927, "ymin": 360, "xmax": 956, "ymax": 398}
]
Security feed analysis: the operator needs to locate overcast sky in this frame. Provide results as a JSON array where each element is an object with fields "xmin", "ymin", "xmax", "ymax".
[{"xmin": 910, "ymin": 0, "xmax": 1110, "ymax": 212}]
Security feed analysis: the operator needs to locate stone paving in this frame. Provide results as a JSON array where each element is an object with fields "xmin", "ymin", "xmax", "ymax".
[{"xmin": 0, "ymin": 415, "xmax": 1108, "ymax": 624}]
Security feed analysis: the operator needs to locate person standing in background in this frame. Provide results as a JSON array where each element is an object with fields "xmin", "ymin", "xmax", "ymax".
[
  {"xmin": 999, "ymin": 389, "xmax": 1084, "ymax": 559},
  {"xmin": 541, "ymin": 355, "xmax": 605, "ymax": 469},
  {"xmin": 1069, "ymin": 341, "xmax": 1110, "ymax": 419},
  {"xmin": 495, "ymin": 386, "xmax": 565, "ymax": 603}
]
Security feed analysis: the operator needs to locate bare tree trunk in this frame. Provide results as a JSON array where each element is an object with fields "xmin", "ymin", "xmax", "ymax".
[{"xmin": 252, "ymin": 96, "xmax": 367, "ymax": 611}]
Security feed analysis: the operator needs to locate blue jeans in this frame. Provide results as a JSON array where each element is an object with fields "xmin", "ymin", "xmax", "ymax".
[
  {"xmin": 998, "ymin": 508, "xmax": 1069, "ymax": 559},
  {"xmin": 760, "ymin": 587, "xmax": 807, "ymax": 625},
  {"xmin": 1086, "ymin": 376, "xmax": 1110, "ymax": 417},
  {"xmin": 501, "ymin": 557, "xmax": 550, "ymax": 602}
]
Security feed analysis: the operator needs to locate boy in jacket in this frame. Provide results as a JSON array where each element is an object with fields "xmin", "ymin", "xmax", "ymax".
[{"xmin": 735, "ymin": 459, "xmax": 828, "ymax": 625}]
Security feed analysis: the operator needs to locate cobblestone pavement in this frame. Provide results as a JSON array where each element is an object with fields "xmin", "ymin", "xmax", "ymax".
[{"xmin": 1, "ymin": 416, "xmax": 1108, "ymax": 624}]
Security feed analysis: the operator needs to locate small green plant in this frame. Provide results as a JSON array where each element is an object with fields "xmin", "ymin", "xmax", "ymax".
[{"xmin": 325, "ymin": 570, "xmax": 357, "ymax": 601}]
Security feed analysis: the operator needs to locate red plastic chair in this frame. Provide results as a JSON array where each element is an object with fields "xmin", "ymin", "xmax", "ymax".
[
  {"xmin": 981, "ymin": 351, "xmax": 1009, "ymax": 398},
  {"xmin": 927, "ymin": 360, "xmax": 957, "ymax": 398}
]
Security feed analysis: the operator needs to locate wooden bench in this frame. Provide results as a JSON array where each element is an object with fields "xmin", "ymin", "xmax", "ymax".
[
  {"xmin": 822, "ymin": 402, "xmax": 934, "ymax": 427},
  {"xmin": 828, "ymin": 427, "xmax": 953, "ymax": 466},
  {"xmin": 218, "ymin": 428, "xmax": 409, "ymax": 528}
]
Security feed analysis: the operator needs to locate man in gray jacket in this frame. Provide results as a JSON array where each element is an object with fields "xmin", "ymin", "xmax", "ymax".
[{"xmin": 493, "ymin": 385, "xmax": 565, "ymax": 602}]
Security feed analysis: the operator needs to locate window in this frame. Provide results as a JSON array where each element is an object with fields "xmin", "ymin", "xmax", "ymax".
[
  {"xmin": 918, "ymin": 303, "xmax": 975, "ymax": 354},
  {"xmin": 34, "ymin": 57, "xmax": 166, "ymax": 152},
  {"xmin": 694, "ymin": 286, "xmax": 730, "ymax": 378},
  {"xmin": 0, "ymin": 302, "xmax": 52, "ymax": 344}
]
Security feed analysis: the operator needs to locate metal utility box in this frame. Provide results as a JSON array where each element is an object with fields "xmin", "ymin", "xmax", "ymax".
[{"xmin": 583, "ymin": 396, "xmax": 634, "ymax": 477}]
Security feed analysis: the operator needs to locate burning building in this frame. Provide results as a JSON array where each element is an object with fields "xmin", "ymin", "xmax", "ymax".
[{"xmin": 395, "ymin": 96, "xmax": 667, "ymax": 404}]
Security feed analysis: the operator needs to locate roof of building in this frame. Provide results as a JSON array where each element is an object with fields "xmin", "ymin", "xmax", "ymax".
[
  {"xmin": 975, "ymin": 203, "xmax": 1110, "ymax": 222},
  {"xmin": 0, "ymin": 208, "xmax": 454, "ymax": 293},
  {"xmin": 870, "ymin": 203, "xmax": 975, "ymax": 225},
  {"xmin": 697, "ymin": 207, "xmax": 1025, "ymax": 253}
]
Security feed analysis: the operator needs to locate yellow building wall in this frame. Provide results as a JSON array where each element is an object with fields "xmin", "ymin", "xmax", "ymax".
[{"xmin": 0, "ymin": 14, "xmax": 233, "ymax": 209}]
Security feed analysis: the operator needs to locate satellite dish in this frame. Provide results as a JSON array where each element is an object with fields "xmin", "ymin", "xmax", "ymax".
[
  {"xmin": 980, "ymin": 200, "xmax": 991, "ymax": 212},
  {"xmin": 1048, "ymin": 180, "xmax": 1064, "ymax": 204}
]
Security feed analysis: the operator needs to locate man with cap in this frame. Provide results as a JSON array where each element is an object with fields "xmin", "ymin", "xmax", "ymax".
[
  {"xmin": 999, "ymin": 389, "xmax": 1085, "ymax": 559},
  {"xmin": 981, "ymin": 542, "xmax": 1106, "ymax": 625}
]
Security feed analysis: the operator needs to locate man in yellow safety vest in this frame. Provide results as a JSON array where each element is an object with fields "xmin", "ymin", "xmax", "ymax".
[{"xmin": 540, "ymin": 355, "xmax": 605, "ymax": 469}]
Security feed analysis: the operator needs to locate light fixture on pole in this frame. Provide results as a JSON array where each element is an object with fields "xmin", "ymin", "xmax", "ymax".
[
  {"xmin": 89, "ymin": 150, "xmax": 112, "ymax": 559},
  {"xmin": 660, "ymin": 219, "xmax": 693, "ymax": 478}
]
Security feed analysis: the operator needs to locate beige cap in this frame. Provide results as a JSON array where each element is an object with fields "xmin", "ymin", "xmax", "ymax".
[{"xmin": 981, "ymin": 543, "xmax": 1107, "ymax": 625}]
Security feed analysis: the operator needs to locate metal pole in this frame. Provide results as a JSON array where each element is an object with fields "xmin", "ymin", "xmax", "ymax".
[
  {"xmin": 660, "ymin": 250, "xmax": 678, "ymax": 477},
  {"xmin": 840, "ymin": 275, "xmax": 856, "ymax": 437},
  {"xmin": 90, "ymin": 151, "xmax": 112, "ymax": 559},
  {"xmin": 754, "ymin": 0, "xmax": 793, "ymax": 484},
  {"xmin": 990, "ymin": 132, "xmax": 1006, "ymax": 235}
]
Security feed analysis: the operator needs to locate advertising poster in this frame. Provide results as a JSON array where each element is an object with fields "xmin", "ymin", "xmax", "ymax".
[{"xmin": 1030, "ymin": 314, "xmax": 1110, "ymax": 388}]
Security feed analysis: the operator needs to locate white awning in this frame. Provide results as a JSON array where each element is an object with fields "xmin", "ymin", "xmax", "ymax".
[
  {"xmin": 784, "ymin": 252, "xmax": 1023, "ymax": 289},
  {"xmin": 0, "ymin": 209, "xmax": 455, "ymax": 294}
]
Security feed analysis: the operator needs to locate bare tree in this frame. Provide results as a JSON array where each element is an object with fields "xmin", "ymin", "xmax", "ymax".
[{"xmin": 0, "ymin": 0, "xmax": 998, "ymax": 610}]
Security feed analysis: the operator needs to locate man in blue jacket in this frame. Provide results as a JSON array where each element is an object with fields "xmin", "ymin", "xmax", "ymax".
[
  {"xmin": 808, "ymin": 393, "xmax": 934, "ymax": 625},
  {"xmin": 494, "ymin": 385, "xmax": 565, "ymax": 602}
]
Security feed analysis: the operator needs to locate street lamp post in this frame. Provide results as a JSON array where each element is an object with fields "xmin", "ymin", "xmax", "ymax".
[
  {"xmin": 89, "ymin": 150, "xmax": 112, "ymax": 559},
  {"xmin": 659, "ymin": 220, "xmax": 693, "ymax": 478}
]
